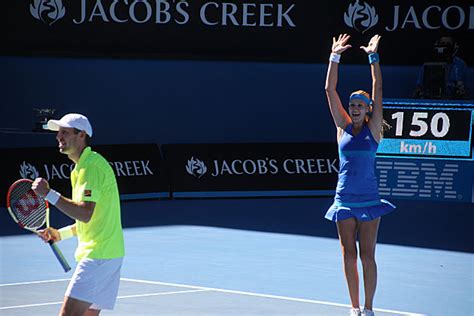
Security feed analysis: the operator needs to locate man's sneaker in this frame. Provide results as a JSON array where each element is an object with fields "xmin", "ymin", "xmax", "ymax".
[
  {"xmin": 350, "ymin": 308, "xmax": 361, "ymax": 316},
  {"xmin": 362, "ymin": 308, "xmax": 375, "ymax": 316}
]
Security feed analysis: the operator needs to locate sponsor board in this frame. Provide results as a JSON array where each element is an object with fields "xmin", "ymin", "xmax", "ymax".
[
  {"xmin": 376, "ymin": 158, "xmax": 473, "ymax": 203},
  {"xmin": 162, "ymin": 143, "xmax": 339, "ymax": 198},
  {"xmin": 3, "ymin": 142, "xmax": 470, "ymax": 203},
  {"xmin": 0, "ymin": 144, "xmax": 168, "ymax": 207},
  {"xmin": 2, "ymin": 1, "xmax": 472, "ymax": 64},
  {"xmin": 162, "ymin": 142, "xmax": 473, "ymax": 202}
]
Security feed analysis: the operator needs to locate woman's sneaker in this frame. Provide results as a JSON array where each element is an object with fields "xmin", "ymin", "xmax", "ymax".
[
  {"xmin": 362, "ymin": 308, "xmax": 375, "ymax": 316},
  {"xmin": 350, "ymin": 308, "xmax": 361, "ymax": 316}
]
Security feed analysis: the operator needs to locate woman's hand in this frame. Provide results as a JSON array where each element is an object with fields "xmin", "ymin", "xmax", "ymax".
[
  {"xmin": 361, "ymin": 34, "xmax": 381, "ymax": 54},
  {"xmin": 332, "ymin": 34, "xmax": 352, "ymax": 54}
]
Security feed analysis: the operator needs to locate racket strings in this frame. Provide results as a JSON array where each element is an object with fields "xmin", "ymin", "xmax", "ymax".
[
  {"xmin": 9, "ymin": 182, "xmax": 47, "ymax": 229},
  {"xmin": 20, "ymin": 205, "xmax": 47, "ymax": 228}
]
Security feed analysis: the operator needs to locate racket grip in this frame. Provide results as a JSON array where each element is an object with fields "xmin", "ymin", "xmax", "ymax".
[{"xmin": 48, "ymin": 240, "xmax": 72, "ymax": 272}]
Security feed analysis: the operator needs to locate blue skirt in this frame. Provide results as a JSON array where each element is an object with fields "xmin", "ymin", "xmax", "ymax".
[{"xmin": 325, "ymin": 199, "xmax": 396, "ymax": 222}]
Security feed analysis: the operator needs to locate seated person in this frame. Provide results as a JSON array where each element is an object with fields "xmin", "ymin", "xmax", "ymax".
[{"xmin": 414, "ymin": 36, "xmax": 468, "ymax": 99}]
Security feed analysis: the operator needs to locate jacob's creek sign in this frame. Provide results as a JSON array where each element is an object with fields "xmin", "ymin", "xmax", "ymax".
[
  {"xmin": 28, "ymin": 0, "xmax": 296, "ymax": 27},
  {"xmin": 3, "ymin": 1, "xmax": 473, "ymax": 65},
  {"xmin": 162, "ymin": 143, "xmax": 340, "ymax": 198},
  {"xmin": 24, "ymin": 0, "xmax": 473, "ymax": 30},
  {"xmin": 0, "ymin": 144, "xmax": 168, "ymax": 207}
]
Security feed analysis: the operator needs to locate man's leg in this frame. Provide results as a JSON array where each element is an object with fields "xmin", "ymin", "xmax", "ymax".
[
  {"xmin": 84, "ymin": 308, "xmax": 101, "ymax": 316},
  {"xmin": 60, "ymin": 296, "xmax": 98, "ymax": 316}
]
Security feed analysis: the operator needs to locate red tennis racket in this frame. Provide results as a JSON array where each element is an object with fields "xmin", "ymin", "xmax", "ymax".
[{"xmin": 6, "ymin": 179, "xmax": 71, "ymax": 272}]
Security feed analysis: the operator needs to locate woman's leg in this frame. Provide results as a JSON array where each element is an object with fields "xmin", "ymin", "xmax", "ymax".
[
  {"xmin": 337, "ymin": 217, "xmax": 360, "ymax": 309},
  {"xmin": 358, "ymin": 217, "xmax": 381, "ymax": 311}
]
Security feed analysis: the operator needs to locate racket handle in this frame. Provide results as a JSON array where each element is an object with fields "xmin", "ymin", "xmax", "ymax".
[{"xmin": 48, "ymin": 240, "xmax": 72, "ymax": 272}]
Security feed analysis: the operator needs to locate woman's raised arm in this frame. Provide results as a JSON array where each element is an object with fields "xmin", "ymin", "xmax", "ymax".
[
  {"xmin": 325, "ymin": 34, "xmax": 352, "ymax": 130},
  {"xmin": 361, "ymin": 34, "xmax": 383, "ymax": 142}
]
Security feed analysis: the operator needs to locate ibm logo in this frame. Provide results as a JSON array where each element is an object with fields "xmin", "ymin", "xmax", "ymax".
[{"xmin": 377, "ymin": 161, "xmax": 460, "ymax": 200}]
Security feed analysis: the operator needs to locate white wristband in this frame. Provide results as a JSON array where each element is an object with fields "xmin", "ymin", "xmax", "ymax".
[
  {"xmin": 329, "ymin": 53, "xmax": 341, "ymax": 63},
  {"xmin": 58, "ymin": 225, "xmax": 74, "ymax": 241},
  {"xmin": 45, "ymin": 189, "xmax": 61, "ymax": 205}
]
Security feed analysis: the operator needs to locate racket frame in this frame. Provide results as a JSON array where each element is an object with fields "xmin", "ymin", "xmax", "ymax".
[{"xmin": 6, "ymin": 179, "xmax": 71, "ymax": 272}]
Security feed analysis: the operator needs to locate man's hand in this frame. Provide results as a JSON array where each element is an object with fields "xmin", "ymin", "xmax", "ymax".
[
  {"xmin": 32, "ymin": 178, "xmax": 50, "ymax": 198},
  {"xmin": 38, "ymin": 227, "xmax": 61, "ymax": 243}
]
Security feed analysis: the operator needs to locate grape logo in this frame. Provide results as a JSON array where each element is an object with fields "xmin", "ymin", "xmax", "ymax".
[
  {"xmin": 344, "ymin": 0, "xmax": 378, "ymax": 33},
  {"xmin": 19, "ymin": 162, "xmax": 40, "ymax": 180},
  {"xmin": 185, "ymin": 157, "xmax": 207, "ymax": 178},
  {"xmin": 30, "ymin": 0, "xmax": 66, "ymax": 26}
]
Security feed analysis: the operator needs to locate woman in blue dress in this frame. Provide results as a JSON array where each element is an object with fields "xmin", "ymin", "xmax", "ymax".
[{"xmin": 324, "ymin": 34, "xmax": 396, "ymax": 316}]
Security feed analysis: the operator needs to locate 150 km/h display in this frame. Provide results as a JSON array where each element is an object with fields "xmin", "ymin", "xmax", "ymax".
[{"xmin": 378, "ymin": 100, "xmax": 473, "ymax": 160}]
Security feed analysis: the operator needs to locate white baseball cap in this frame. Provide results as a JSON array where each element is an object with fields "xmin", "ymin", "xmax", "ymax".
[{"xmin": 47, "ymin": 113, "xmax": 93, "ymax": 137}]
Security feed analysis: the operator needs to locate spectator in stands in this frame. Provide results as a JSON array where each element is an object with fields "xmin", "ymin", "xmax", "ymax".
[
  {"xmin": 414, "ymin": 36, "xmax": 468, "ymax": 99},
  {"xmin": 324, "ymin": 34, "xmax": 396, "ymax": 316}
]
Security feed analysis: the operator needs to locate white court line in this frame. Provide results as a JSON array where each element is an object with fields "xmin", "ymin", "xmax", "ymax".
[
  {"xmin": 0, "ymin": 301, "xmax": 63, "ymax": 310},
  {"xmin": 0, "ymin": 290, "xmax": 209, "ymax": 310},
  {"xmin": 122, "ymin": 278, "xmax": 427, "ymax": 316},
  {"xmin": 0, "ymin": 278, "xmax": 427, "ymax": 315},
  {"xmin": 0, "ymin": 279, "xmax": 69, "ymax": 287},
  {"xmin": 118, "ymin": 289, "xmax": 209, "ymax": 299},
  {"xmin": 0, "ymin": 279, "xmax": 209, "ymax": 311}
]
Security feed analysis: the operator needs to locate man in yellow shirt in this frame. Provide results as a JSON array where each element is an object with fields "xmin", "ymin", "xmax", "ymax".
[{"xmin": 32, "ymin": 113, "xmax": 125, "ymax": 316}]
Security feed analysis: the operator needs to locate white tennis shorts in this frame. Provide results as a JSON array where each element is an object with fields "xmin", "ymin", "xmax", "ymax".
[{"xmin": 65, "ymin": 257, "xmax": 123, "ymax": 310}]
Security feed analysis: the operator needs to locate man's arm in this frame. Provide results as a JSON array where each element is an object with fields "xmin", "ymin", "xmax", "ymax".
[
  {"xmin": 54, "ymin": 197, "xmax": 95, "ymax": 223},
  {"xmin": 32, "ymin": 178, "xmax": 95, "ymax": 223}
]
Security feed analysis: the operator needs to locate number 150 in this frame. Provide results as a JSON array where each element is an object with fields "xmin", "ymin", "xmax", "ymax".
[{"xmin": 391, "ymin": 112, "xmax": 450, "ymax": 138}]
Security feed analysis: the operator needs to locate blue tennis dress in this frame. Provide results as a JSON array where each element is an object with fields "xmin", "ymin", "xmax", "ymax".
[{"xmin": 325, "ymin": 124, "xmax": 396, "ymax": 222}]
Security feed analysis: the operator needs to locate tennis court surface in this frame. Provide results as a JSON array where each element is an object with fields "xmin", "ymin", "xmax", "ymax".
[{"xmin": 1, "ymin": 217, "xmax": 472, "ymax": 316}]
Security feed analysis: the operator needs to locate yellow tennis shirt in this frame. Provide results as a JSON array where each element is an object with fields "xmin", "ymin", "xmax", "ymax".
[{"xmin": 70, "ymin": 147, "xmax": 125, "ymax": 261}]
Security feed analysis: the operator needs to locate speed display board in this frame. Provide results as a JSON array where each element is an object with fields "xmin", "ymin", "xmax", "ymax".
[{"xmin": 378, "ymin": 100, "xmax": 473, "ymax": 160}]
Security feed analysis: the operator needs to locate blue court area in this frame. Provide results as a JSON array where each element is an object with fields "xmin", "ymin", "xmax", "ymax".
[{"xmin": 1, "ymin": 199, "xmax": 473, "ymax": 316}]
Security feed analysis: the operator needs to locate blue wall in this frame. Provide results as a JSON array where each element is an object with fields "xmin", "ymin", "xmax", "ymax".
[{"xmin": 1, "ymin": 56, "xmax": 435, "ymax": 147}]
